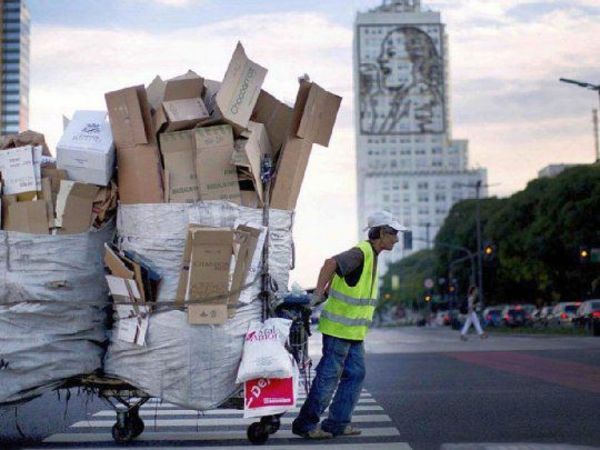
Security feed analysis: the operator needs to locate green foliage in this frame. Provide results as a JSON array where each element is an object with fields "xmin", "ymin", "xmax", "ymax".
[
  {"xmin": 380, "ymin": 249, "xmax": 436, "ymax": 306},
  {"xmin": 382, "ymin": 165, "xmax": 600, "ymax": 305}
]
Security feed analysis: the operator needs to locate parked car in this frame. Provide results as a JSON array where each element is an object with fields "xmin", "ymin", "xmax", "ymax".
[
  {"xmin": 534, "ymin": 305, "xmax": 554, "ymax": 327},
  {"xmin": 518, "ymin": 303, "xmax": 537, "ymax": 321},
  {"xmin": 550, "ymin": 302, "xmax": 581, "ymax": 327},
  {"xmin": 482, "ymin": 307, "xmax": 503, "ymax": 327},
  {"xmin": 501, "ymin": 306, "xmax": 531, "ymax": 328},
  {"xmin": 574, "ymin": 300, "xmax": 600, "ymax": 335}
]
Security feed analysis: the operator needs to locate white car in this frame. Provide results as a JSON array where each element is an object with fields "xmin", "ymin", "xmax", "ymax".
[{"xmin": 550, "ymin": 302, "xmax": 581, "ymax": 327}]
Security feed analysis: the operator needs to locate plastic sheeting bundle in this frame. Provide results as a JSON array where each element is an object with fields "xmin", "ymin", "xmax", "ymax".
[
  {"xmin": 0, "ymin": 226, "xmax": 114, "ymax": 406},
  {"xmin": 103, "ymin": 202, "xmax": 294, "ymax": 410}
]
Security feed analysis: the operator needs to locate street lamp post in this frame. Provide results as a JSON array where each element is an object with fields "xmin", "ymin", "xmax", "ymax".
[
  {"xmin": 559, "ymin": 77, "xmax": 600, "ymax": 162},
  {"xmin": 475, "ymin": 180, "xmax": 484, "ymax": 307}
]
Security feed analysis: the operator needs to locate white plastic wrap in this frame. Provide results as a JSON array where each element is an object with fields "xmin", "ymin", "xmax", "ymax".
[
  {"xmin": 0, "ymin": 225, "xmax": 113, "ymax": 406},
  {"xmin": 104, "ymin": 202, "xmax": 294, "ymax": 410}
]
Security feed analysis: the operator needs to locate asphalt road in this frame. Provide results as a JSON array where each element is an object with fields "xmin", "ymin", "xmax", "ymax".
[{"xmin": 1, "ymin": 326, "xmax": 599, "ymax": 449}]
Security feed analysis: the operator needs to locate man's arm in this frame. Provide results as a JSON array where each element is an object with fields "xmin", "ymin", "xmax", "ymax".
[{"xmin": 314, "ymin": 257, "xmax": 337, "ymax": 300}]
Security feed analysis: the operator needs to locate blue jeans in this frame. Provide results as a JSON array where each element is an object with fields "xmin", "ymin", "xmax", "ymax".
[{"xmin": 292, "ymin": 334, "xmax": 366, "ymax": 436}]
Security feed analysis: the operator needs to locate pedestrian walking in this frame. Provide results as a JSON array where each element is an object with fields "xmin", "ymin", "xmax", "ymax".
[
  {"xmin": 292, "ymin": 211, "xmax": 406, "ymax": 439},
  {"xmin": 460, "ymin": 285, "xmax": 488, "ymax": 341}
]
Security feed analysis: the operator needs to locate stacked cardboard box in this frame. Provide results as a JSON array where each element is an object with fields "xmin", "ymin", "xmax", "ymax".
[{"xmin": 104, "ymin": 41, "xmax": 341, "ymax": 210}]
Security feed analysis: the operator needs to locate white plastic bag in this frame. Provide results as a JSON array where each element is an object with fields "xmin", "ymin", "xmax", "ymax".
[
  {"xmin": 243, "ymin": 358, "xmax": 298, "ymax": 418},
  {"xmin": 236, "ymin": 318, "xmax": 293, "ymax": 383}
]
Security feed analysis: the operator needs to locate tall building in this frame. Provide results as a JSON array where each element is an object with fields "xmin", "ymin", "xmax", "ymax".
[
  {"xmin": 354, "ymin": 0, "xmax": 487, "ymax": 268},
  {"xmin": 0, "ymin": 0, "xmax": 30, "ymax": 135}
]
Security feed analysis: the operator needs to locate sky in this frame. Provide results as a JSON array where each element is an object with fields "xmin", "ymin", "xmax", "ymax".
[{"xmin": 26, "ymin": 0, "xmax": 600, "ymax": 287}]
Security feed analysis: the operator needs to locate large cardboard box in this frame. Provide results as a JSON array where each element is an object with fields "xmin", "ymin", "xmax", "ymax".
[
  {"xmin": 184, "ymin": 227, "xmax": 233, "ymax": 325},
  {"xmin": 251, "ymin": 90, "xmax": 293, "ymax": 155},
  {"xmin": 117, "ymin": 144, "xmax": 164, "ymax": 204},
  {"xmin": 3, "ymin": 199, "xmax": 49, "ymax": 234},
  {"xmin": 229, "ymin": 225, "xmax": 260, "ymax": 312},
  {"xmin": 56, "ymin": 110, "xmax": 115, "ymax": 186},
  {"xmin": 232, "ymin": 121, "xmax": 271, "ymax": 205},
  {"xmin": 270, "ymin": 138, "xmax": 312, "ymax": 211},
  {"xmin": 105, "ymin": 85, "xmax": 156, "ymax": 148},
  {"xmin": 160, "ymin": 130, "xmax": 199, "ymax": 203},
  {"xmin": 55, "ymin": 181, "xmax": 99, "ymax": 234},
  {"xmin": 291, "ymin": 80, "xmax": 342, "ymax": 147},
  {"xmin": 215, "ymin": 42, "xmax": 267, "ymax": 132},
  {"xmin": 0, "ymin": 146, "xmax": 37, "ymax": 195},
  {"xmin": 194, "ymin": 125, "xmax": 241, "ymax": 203},
  {"xmin": 150, "ymin": 72, "xmax": 209, "ymax": 133}
]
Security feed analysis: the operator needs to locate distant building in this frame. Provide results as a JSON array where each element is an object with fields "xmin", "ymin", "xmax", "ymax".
[
  {"xmin": 354, "ymin": 0, "xmax": 487, "ymax": 268},
  {"xmin": 0, "ymin": 0, "xmax": 30, "ymax": 135},
  {"xmin": 538, "ymin": 164, "xmax": 579, "ymax": 178}
]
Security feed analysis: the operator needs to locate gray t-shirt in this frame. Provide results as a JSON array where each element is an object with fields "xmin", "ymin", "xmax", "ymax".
[{"xmin": 333, "ymin": 242, "xmax": 378, "ymax": 288}]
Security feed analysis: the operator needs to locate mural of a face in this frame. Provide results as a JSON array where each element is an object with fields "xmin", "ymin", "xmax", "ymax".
[{"xmin": 377, "ymin": 30, "xmax": 414, "ymax": 90}]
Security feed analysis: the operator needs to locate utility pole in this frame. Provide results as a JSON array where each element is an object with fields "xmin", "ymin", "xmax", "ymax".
[
  {"xmin": 559, "ymin": 78, "xmax": 600, "ymax": 162},
  {"xmin": 425, "ymin": 222, "xmax": 431, "ymax": 250},
  {"xmin": 475, "ymin": 180, "xmax": 484, "ymax": 307}
]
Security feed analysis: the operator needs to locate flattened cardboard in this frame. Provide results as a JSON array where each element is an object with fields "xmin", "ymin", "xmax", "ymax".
[
  {"xmin": 0, "ymin": 146, "xmax": 37, "ymax": 195},
  {"xmin": 194, "ymin": 125, "xmax": 241, "ymax": 203},
  {"xmin": 117, "ymin": 144, "xmax": 164, "ymax": 204},
  {"xmin": 40, "ymin": 177, "xmax": 54, "ymax": 228},
  {"xmin": 56, "ymin": 181, "xmax": 99, "ymax": 234},
  {"xmin": 105, "ymin": 85, "xmax": 155, "ymax": 148},
  {"xmin": 104, "ymin": 243, "xmax": 135, "ymax": 279},
  {"xmin": 251, "ymin": 90, "xmax": 293, "ymax": 155},
  {"xmin": 56, "ymin": 110, "xmax": 115, "ymax": 186},
  {"xmin": 229, "ymin": 226, "xmax": 260, "ymax": 312},
  {"xmin": 292, "ymin": 81, "xmax": 342, "ymax": 147},
  {"xmin": 215, "ymin": 42, "xmax": 267, "ymax": 131},
  {"xmin": 270, "ymin": 138, "xmax": 313, "ymax": 211},
  {"xmin": 186, "ymin": 228, "xmax": 234, "ymax": 325},
  {"xmin": 233, "ymin": 122, "xmax": 271, "ymax": 205},
  {"xmin": 4, "ymin": 200, "xmax": 49, "ymax": 234},
  {"xmin": 160, "ymin": 130, "xmax": 199, "ymax": 203}
]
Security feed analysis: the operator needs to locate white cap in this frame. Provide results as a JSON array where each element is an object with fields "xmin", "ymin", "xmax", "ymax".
[{"xmin": 365, "ymin": 210, "xmax": 407, "ymax": 232}]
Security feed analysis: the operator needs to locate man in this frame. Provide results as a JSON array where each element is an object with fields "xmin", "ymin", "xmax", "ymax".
[{"xmin": 292, "ymin": 211, "xmax": 406, "ymax": 439}]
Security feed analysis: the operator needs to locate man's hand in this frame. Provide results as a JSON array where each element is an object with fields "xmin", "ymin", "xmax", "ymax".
[{"xmin": 309, "ymin": 292, "xmax": 327, "ymax": 307}]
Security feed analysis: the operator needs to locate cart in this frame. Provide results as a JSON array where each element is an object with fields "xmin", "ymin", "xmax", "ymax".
[{"xmin": 58, "ymin": 293, "xmax": 313, "ymax": 445}]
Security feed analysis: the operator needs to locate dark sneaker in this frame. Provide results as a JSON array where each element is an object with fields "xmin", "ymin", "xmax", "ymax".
[{"xmin": 342, "ymin": 425, "xmax": 362, "ymax": 436}]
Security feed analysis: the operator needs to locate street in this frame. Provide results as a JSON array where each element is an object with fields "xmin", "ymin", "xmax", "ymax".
[{"xmin": 1, "ymin": 326, "xmax": 599, "ymax": 449}]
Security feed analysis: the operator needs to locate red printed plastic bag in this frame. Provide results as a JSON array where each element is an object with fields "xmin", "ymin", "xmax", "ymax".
[
  {"xmin": 236, "ymin": 318, "xmax": 293, "ymax": 383},
  {"xmin": 243, "ymin": 359, "xmax": 298, "ymax": 418}
]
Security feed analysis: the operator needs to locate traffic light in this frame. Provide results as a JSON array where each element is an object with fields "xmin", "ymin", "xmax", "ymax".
[
  {"xmin": 483, "ymin": 243, "xmax": 496, "ymax": 261},
  {"xmin": 580, "ymin": 246, "xmax": 591, "ymax": 264},
  {"xmin": 424, "ymin": 294, "xmax": 432, "ymax": 302}
]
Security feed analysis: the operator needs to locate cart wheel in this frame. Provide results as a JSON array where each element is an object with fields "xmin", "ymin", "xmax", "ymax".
[
  {"xmin": 260, "ymin": 415, "xmax": 281, "ymax": 434},
  {"xmin": 247, "ymin": 422, "xmax": 269, "ymax": 445},
  {"xmin": 112, "ymin": 422, "xmax": 134, "ymax": 443},
  {"xmin": 131, "ymin": 415, "xmax": 145, "ymax": 438}
]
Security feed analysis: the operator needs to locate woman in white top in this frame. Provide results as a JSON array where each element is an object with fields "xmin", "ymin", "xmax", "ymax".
[{"xmin": 460, "ymin": 286, "xmax": 489, "ymax": 341}]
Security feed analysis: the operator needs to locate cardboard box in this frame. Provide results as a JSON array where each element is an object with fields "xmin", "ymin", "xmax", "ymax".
[
  {"xmin": 291, "ymin": 80, "xmax": 342, "ymax": 147},
  {"xmin": 105, "ymin": 85, "xmax": 156, "ymax": 148},
  {"xmin": 270, "ymin": 138, "xmax": 313, "ymax": 210},
  {"xmin": 159, "ymin": 130, "xmax": 199, "ymax": 203},
  {"xmin": 56, "ymin": 111, "xmax": 115, "ymax": 186},
  {"xmin": 0, "ymin": 145, "xmax": 37, "ymax": 195},
  {"xmin": 3, "ymin": 199, "xmax": 49, "ymax": 234},
  {"xmin": 251, "ymin": 90, "xmax": 293, "ymax": 155},
  {"xmin": 229, "ymin": 225, "xmax": 260, "ymax": 312},
  {"xmin": 232, "ymin": 122, "xmax": 271, "ymax": 205},
  {"xmin": 185, "ymin": 227, "xmax": 234, "ymax": 325},
  {"xmin": 106, "ymin": 274, "xmax": 149, "ymax": 346},
  {"xmin": 215, "ymin": 42, "xmax": 267, "ymax": 132},
  {"xmin": 117, "ymin": 144, "xmax": 164, "ymax": 204},
  {"xmin": 55, "ymin": 181, "xmax": 99, "ymax": 234},
  {"xmin": 150, "ymin": 72, "xmax": 209, "ymax": 133},
  {"xmin": 194, "ymin": 125, "xmax": 241, "ymax": 203}
]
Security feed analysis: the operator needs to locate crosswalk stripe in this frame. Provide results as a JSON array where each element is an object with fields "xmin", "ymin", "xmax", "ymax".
[
  {"xmin": 95, "ymin": 404, "xmax": 384, "ymax": 417},
  {"xmin": 35, "ymin": 444, "xmax": 413, "ymax": 450},
  {"xmin": 71, "ymin": 414, "xmax": 392, "ymax": 428},
  {"xmin": 142, "ymin": 398, "xmax": 377, "ymax": 409},
  {"xmin": 144, "ymin": 392, "xmax": 373, "ymax": 405},
  {"xmin": 43, "ymin": 426, "xmax": 401, "ymax": 443}
]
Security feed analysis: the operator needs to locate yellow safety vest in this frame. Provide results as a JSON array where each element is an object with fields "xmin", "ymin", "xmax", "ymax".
[{"xmin": 318, "ymin": 241, "xmax": 379, "ymax": 341}]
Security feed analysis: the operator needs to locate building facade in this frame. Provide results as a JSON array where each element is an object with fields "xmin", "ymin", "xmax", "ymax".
[
  {"xmin": 0, "ymin": 0, "xmax": 29, "ymax": 135},
  {"xmin": 354, "ymin": 0, "xmax": 487, "ymax": 267}
]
